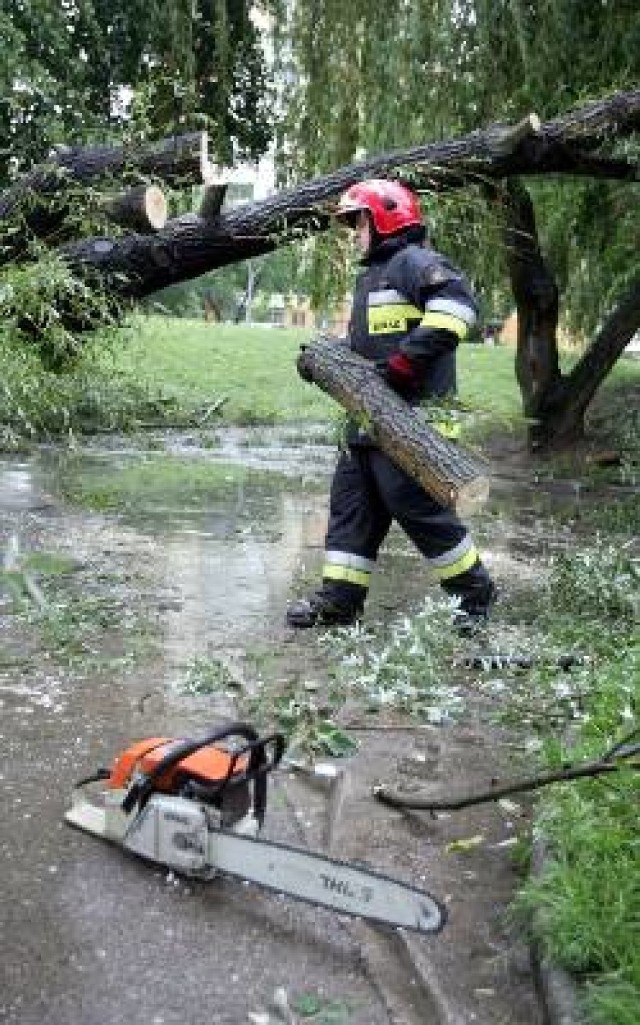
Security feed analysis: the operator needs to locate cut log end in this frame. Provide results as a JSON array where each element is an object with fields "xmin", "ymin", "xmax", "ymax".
[
  {"xmin": 455, "ymin": 474, "xmax": 492, "ymax": 515},
  {"xmin": 143, "ymin": 185, "xmax": 168, "ymax": 230},
  {"xmin": 488, "ymin": 113, "xmax": 542, "ymax": 157},
  {"xmin": 299, "ymin": 336, "xmax": 491, "ymax": 510},
  {"xmin": 103, "ymin": 184, "xmax": 167, "ymax": 233}
]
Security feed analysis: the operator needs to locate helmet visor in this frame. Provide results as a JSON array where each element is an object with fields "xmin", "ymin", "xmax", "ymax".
[{"xmin": 334, "ymin": 196, "xmax": 367, "ymax": 229}]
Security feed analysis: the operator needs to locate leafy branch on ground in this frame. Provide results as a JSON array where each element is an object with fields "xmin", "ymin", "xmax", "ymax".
[{"xmin": 318, "ymin": 598, "xmax": 462, "ymax": 723}]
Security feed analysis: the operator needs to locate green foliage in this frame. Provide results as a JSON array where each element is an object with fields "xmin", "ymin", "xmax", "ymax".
[
  {"xmin": 0, "ymin": 252, "xmax": 120, "ymax": 370},
  {"xmin": 7, "ymin": 563, "xmax": 156, "ymax": 669},
  {"xmin": 319, "ymin": 598, "xmax": 462, "ymax": 722},
  {"xmin": 293, "ymin": 992, "xmax": 352, "ymax": 1023},
  {"xmin": 0, "ymin": 320, "xmax": 175, "ymax": 444},
  {"xmin": 182, "ymin": 652, "xmax": 359, "ymax": 758},
  {"xmin": 546, "ymin": 544, "xmax": 639, "ymax": 624},
  {"xmin": 181, "ymin": 656, "xmax": 240, "ymax": 694},
  {"xmin": 511, "ymin": 533, "xmax": 640, "ymax": 1025},
  {"xmin": 1, "ymin": 1, "xmax": 274, "ymax": 185}
]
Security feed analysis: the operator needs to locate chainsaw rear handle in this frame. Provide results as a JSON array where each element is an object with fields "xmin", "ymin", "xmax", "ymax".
[
  {"xmin": 222, "ymin": 732, "xmax": 286, "ymax": 787},
  {"xmin": 121, "ymin": 723, "xmax": 284, "ymax": 820},
  {"xmin": 181, "ymin": 732, "xmax": 286, "ymax": 826}
]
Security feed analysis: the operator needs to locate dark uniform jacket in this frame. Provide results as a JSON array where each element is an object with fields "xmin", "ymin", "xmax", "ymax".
[{"xmin": 347, "ymin": 229, "xmax": 478, "ymax": 442}]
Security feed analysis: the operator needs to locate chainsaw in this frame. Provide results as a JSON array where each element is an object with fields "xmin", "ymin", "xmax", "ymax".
[{"xmin": 65, "ymin": 722, "xmax": 445, "ymax": 935}]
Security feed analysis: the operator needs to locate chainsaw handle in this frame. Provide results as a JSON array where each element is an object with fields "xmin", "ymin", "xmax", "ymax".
[
  {"xmin": 204, "ymin": 731, "xmax": 286, "ymax": 827},
  {"xmin": 223, "ymin": 732, "xmax": 286, "ymax": 787},
  {"xmin": 121, "ymin": 722, "xmax": 261, "ymax": 814}
]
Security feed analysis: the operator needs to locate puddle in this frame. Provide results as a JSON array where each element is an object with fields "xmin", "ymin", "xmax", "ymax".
[
  {"xmin": 1, "ymin": 429, "xmax": 635, "ymax": 680},
  {"xmin": 0, "ymin": 434, "xmax": 333, "ymax": 678}
]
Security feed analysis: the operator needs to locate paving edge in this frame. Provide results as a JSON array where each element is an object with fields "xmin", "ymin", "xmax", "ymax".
[{"xmin": 530, "ymin": 837, "xmax": 585, "ymax": 1025}]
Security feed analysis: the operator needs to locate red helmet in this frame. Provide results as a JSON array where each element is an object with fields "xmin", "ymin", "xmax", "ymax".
[{"xmin": 335, "ymin": 179, "xmax": 423, "ymax": 236}]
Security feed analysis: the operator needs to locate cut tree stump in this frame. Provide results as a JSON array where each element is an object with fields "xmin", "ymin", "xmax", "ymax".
[
  {"xmin": 298, "ymin": 336, "xmax": 490, "ymax": 509},
  {"xmin": 103, "ymin": 185, "xmax": 168, "ymax": 232}
]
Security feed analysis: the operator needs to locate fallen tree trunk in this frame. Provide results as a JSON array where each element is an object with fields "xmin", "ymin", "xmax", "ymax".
[
  {"xmin": 57, "ymin": 88, "xmax": 640, "ymax": 299},
  {"xmin": 0, "ymin": 132, "xmax": 214, "ymax": 263},
  {"xmin": 298, "ymin": 337, "xmax": 490, "ymax": 509}
]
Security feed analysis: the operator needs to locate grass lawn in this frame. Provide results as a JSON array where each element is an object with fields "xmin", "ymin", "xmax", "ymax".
[
  {"xmin": 110, "ymin": 317, "xmax": 333, "ymax": 424},
  {"xmin": 107, "ymin": 315, "xmax": 527, "ymax": 425},
  {"xmin": 2, "ymin": 313, "xmax": 638, "ymax": 446}
]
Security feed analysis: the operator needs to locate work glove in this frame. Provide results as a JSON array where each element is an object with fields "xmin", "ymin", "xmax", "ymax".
[
  {"xmin": 381, "ymin": 351, "xmax": 425, "ymax": 399},
  {"xmin": 296, "ymin": 345, "xmax": 314, "ymax": 383}
]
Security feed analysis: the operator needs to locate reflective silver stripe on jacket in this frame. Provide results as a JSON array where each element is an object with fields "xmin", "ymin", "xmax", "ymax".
[
  {"xmin": 425, "ymin": 297, "xmax": 477, "ymax": 326},
  {"xmin": 368, "ymin": 289, "xmax": 412, "ymax": 307}
]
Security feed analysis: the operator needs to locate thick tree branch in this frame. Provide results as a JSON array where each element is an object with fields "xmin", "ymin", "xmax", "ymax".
[
  {"xmin": 374, "ymin": 750, "xmax": 640, "ymax": 812},
  {"xmin": 412, "ymin": 153, "xmax": 639, "ymax": 193},
  {"xmin": 0, "ymin": 132, "xmax": 213, "ymax": 220},
  {"xmin": 54, "ymin": 89, "xmax": 640, "ymax": 299},
  {"xmin": 553, "ymin": 274, "xmax": 640, "ymax": 425},
  {"xmin": 0, "ymin": 132, "xmax": 216, "ymax": 263},
  {"xmin": 298, "ymin": 337, "xmax": 490, "ymax": 508}
]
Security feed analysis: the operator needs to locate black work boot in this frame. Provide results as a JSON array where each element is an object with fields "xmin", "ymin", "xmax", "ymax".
[
  {"xmin": 441, "ymin": 560, "xmax": 497, "ymax": 635},
  {"xmin": 286, "ymin": 591, "xmax": 363, "ymax": 629},
  {"xmin": 452, "ymin": 579, "xmax": 498, "ymax": 635}
]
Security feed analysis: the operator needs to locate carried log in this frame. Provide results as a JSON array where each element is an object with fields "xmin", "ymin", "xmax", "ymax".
[
  {"xmin": 298, "ymin": 336, "xmax": 490, "ymax": 509},
  {"xmin": 102, "ymin": 185, "xmax": 168, "ymax": 233}
]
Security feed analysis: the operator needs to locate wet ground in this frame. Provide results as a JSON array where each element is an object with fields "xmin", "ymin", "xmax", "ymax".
[{"xmin": 0, "ymin": 428, "xmax": 607, "ymax": 1025}]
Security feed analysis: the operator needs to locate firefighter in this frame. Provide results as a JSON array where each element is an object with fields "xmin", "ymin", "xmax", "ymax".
[{"xmin": 286, "ymin": 178, "xmax": 496, "ymax": 632}]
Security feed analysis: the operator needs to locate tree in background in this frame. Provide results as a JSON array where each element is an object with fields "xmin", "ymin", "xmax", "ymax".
[
  {"xmin": 276, "ymin": 0, "xmax": 639, "ymax": 339},
  {"xmin": 148, "ymin": 243, "xmax": 314, "ymax": 322},
  {"xmin": 0, "ymin": 0, "xmax": 273, "ymax": 187}
]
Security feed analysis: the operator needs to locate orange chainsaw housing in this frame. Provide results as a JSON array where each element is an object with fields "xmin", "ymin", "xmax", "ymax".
[{"xmin": 108, "ymin": 737, "xmax": 248, "ymax": 794}]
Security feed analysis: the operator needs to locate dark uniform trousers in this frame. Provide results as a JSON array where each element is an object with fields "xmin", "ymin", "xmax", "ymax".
[{"xmin": 321, "ymin": 446, "xmax": 491, "ymax": 613}]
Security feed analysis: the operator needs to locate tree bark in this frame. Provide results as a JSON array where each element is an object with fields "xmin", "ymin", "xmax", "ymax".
[
  {"xmin": 200, "ymin": 184, "xmax": 228, "ymax": 219},
  {"xmin": 55, "ymin": 89, "xmax": 640, "ymax": 300},
  {"xmin": 497, "ymin": 179, "xmax": 640, "ymax": 449},
  {"xmin": 496, "ymin": 179, "xmax": 562, "ymax": 449},
  {"xmin": 540, "ymin": 274, "xmax": 640, "ymax": 443},
  {"xmin": 0, "ymin": 132, "xmax": 213, "ymax": 263},
  {"xmin": 298, "ymin": 337, "xmax": 490, "ymax": 508}
]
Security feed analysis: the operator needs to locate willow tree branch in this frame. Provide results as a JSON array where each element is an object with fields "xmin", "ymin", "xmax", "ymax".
[{"xmin": 0, "ymin": 132, "xmax": 215, "ymax": 263}]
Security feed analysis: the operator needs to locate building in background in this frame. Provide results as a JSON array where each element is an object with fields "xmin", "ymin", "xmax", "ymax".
[{"xmin": 267, "ymin": 294, "xmax": 351, "ymax": 333}]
